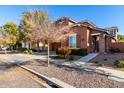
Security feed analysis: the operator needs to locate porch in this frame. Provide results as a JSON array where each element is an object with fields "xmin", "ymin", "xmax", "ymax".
[{"xmin": 89, "ymin": 32, "xmax": 108, "ymax": 53}]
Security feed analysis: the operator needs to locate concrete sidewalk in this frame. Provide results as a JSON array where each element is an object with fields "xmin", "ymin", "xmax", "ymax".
[
  {"xmin": 52, "ymin": 60, "xmax": 124, "ymax": 82},
  {"xmin": 78, "ymin": 53, "xmax": 98, "ymax": 62},
  {"xmin": 97, "ymin": 67, "xmax": 124, "ymax": 78}
]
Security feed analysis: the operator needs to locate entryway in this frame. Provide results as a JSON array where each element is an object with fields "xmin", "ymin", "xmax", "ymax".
[
  {"xmin": 91, "ymin": 33, "xmax": 106, "ymax": 53},
  {"xmin": 92, "ymin": 36, "xmax": 99, "ymax": 52}
]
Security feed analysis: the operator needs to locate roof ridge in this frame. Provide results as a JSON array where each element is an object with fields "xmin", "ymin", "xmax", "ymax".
[
  {"xmin": 78, "ymin": 20, "xmax": 97, "ymax": 27},
  {"xmin": 56, "ymin": 17, "xmax": 76, "ymax": 23}
]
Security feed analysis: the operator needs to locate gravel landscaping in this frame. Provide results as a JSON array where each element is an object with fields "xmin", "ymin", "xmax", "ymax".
[
  {"xmin": 89, "ymin": 53, "xmax": 124, "ymax": 71},
  {"xmin": 0, "ymin": 61, "xmax": 43, "ymax": 88},
  {"xmin": 22, "ymin": 59, "xmax": 124, "ymax": 88}
]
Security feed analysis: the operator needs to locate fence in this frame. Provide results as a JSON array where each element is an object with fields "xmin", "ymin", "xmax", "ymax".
[{"xmin": 110, "ymin": 42, "xmax": 124, "ymax": 52}]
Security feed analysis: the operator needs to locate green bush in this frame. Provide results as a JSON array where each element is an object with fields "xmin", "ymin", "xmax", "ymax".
[
  {"xmin": 115, "ymin": 60, "xmax": 124, "ymax": 68},
  {"xmin": 30, "ymin": 48, "xmax": 37, "ymax": 52},
  {"xmin": 70, "ymin": 48, "xmax": 88, "ymax": 56},
  {"xmin": 17, "ymin": 47, "xmax": 27, "ymax": 51},
  {"xmin": 24, "ymin": 50, "xmax": 28, "ymax": 54},
  {"xmin": 30, "ymin": 48, "xmax": 43, "ymax": 52},
  {"xmin": 56, "ymin": 47, "xmax": 88, "ymax": 56},
  {"xmin": 28, "ymin": 50, "xmax": 33, "ymax": 54},
  {"xmin": 24, "ymin": 50, "xmax": 33, "ymax": 54},
  {"xmin": 109, "ymin": 47, "xmax": 120, "ymax": 53}
]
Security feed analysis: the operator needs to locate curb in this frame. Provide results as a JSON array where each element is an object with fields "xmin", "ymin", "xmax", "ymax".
[
  {"xmin": 108, "ymin": 75, "xmax": 124, "ymax": 82},
  {"xmin": 0, "ymin": 57, "xmax": 74, "ymax": 88},
  {"xmin": 18, "ymin": 64, "xmax": 75, "ymax": 88}
]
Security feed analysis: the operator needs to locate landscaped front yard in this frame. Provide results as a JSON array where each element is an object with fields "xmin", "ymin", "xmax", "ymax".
[
  {"xmin": 21, "ymin": 59, "xmax": 124, "ymax": 88},
  {"xmin": 89, "ymin": 53, "xmax": 124, "ymax": 71},
  {"xmin": 0, "ymin": 53, "xmax": 124, "ymax": 88}
]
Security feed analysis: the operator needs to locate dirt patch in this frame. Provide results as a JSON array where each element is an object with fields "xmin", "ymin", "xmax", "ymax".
[
  {"xmin": 88, "ymin": 53, "xmax": 124, "ymax": 71},
  {"xmin": 22, "ymin": 59, "xmax": 124, "ymax": 88}
]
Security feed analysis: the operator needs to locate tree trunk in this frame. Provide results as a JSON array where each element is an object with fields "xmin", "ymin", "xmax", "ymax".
[
  {"xmin": 47, "ymin": 43, "xmax": 50, "ymax": 67},
  {"xmin": 42, "ymin": 43, "xmax": 45, "ymax": 51},
  {"xmin": 5, "ymin": 48, "xmax": 7, "ymax": 54},
  {"xmin": 28, "ymin": 42, "xmax": 31, "ymax": 49},
  {"xmin": 11, "ymin": 46, "xmax": 13, "ymax": 51},
  {"xmin": 36, "ymin": 42, "xmax": 40, "ymax": 52}
]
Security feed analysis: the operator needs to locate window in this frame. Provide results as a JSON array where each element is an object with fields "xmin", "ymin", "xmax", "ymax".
[
  {"xmin": 109, "ymin": 30, "xmax": 116, "ymax": 37},
  {"xmin": 69, "ymin": 34, "xmax": 77, "ymax": 48}
]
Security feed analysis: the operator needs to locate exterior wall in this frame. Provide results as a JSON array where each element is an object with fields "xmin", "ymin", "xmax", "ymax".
[
  {"xmin": 21, "ymin": 41, "xmax": 29, "ymax": 49},
  {"xmin": 89, "ymin": 30, "xmax": 99, "ymax": 52},
  {"xmin": 109, "ymin": 42, "xmax": 124, "ymax": 52},
  {"xmin": 105, "ymin": 34, "xmax": 124, "ymax": 53},
  {"xmin": 106, "ymin": 36, "xmax": 112, "ymax": 52},
  {"xmin": 60, "ymin": 26, "xmax": 108, "ymax": 53},
  {"xmin": 106, "ymin": 36, "xmax": 117, "ymax": 52},
  {"xmin": 61, "ymin": 26, "xmax": 89, "ymax": 51},
  {"xmin": 51, "ymin": 43, "xmax": 61, "ymax": 51},
  {"xmin": 99, "ymin": 33, "xmax": 106, "ymax": 53}
]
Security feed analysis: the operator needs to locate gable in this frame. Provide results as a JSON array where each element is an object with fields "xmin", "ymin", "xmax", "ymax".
[
  {"xmin": 55, "ymin": 17, "xmax": 76, "ymax": 26},
  {"xmin": 78, "ymin": 20, "xmax": 96, "ymax": 28}
]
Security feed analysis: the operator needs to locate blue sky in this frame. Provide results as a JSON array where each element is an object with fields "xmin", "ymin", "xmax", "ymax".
[{"xmin": 0, "ymin": 5, "xmax": 124, "ymax": 35}]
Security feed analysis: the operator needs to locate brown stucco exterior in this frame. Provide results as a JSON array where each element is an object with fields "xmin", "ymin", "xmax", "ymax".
[{"xmin": 51, "ymin": 17, "xmax": 118, "ymax": 53}]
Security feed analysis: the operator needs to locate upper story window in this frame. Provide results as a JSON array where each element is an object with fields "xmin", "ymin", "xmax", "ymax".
[
  {"xmin": 69, "ymin": 34, "xmax": 77, "ymax": 48},
  {"xmin": 109, "ymin": 30, "xmax": 116, "ymax": 37}
]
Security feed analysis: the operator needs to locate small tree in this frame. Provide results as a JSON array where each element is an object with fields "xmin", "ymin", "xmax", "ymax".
[
  {"xmin": 2, "ymin": 22, "xmax": 20, "ymax": 50},
  {"xmin": 38, "ymin": 23, "xmax": 71, "ymax": 67},
  {"xmin": 19, "ymin": 10, "xmax": 48, "ymax": 51},
  {"xmin": 117, "ymin": 34, "xmax": 124, "ymax": 42},
  {"xmin": 20, "ymin": 10, "xmax": 72, "ymax": 67},
  {"xmin": 0, "ymin": 29, "xmax": 10, "ymax": 53}
]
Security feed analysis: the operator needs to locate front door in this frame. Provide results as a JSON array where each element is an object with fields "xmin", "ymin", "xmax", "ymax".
[{"xmin": 92, "ymin": 36, "xmax": 99, "ymax": 52}]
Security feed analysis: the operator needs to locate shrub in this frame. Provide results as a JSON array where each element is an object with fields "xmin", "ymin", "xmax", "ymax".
[
  {"xmin": 28, "ymin": 50, "xmax": 33, "ymax": 54},
  {"xmin": 115, "ymin": 60, "xmax": 124, "ymax": 68},
  {"xmin": 17, "ymin": 47, "xmax": 27, "ymax": 51},
  {"xmin": 56, "ymin": 47, "xmax": 71, "ymax": 57},
  {"xmin": 30, "ymin": 48, "xmax": 44, "ymax": 52},
  {"xmin": 70, "ymin": 48, "xmax": 88, "ymax": 56},
  {"xmin": 24, "ymin": 50, "xmax": 33, "ymax": 54},
  {"xmin": 109, "ymin": 47, "xmax": 120, "ymax": 53},
  {"xmin": 56, "ymin": 47, "xmax": 88, "ymax": 56},
  {"xmin": 24, "ymin": 50, "xmax": 28, "ymax": 54},
  {"xmin": 30, "ymin": 48, "xmax": 37, "ymax": 52}
]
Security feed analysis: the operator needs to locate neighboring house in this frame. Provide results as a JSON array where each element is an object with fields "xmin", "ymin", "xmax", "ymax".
[
  {"xmin": 21, "ymin": 41, "xmax": 44, "ymax": 50},
  {"xmin": 51, "ymin": 17, "xmax": 118, "ymax": 53}
]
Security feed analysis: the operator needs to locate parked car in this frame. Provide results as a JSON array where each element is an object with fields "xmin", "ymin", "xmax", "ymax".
[{"xmin": 0, "ymin": 46, "xmax": 9, "ymax": 51}]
